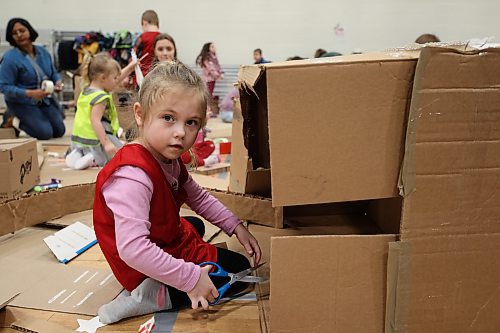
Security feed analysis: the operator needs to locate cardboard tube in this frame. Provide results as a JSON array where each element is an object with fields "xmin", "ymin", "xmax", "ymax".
[{"xmin": 41, "ymin": 80, "xmax": 54, "ymax": 93}]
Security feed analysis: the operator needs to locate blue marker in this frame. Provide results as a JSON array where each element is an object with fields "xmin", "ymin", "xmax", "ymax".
[{"xmin": 34, "ymin": 183, "xmax": 62, "ymax": 192}]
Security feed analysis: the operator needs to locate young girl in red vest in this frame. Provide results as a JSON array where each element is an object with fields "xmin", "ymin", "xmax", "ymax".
[{"xmin": 93, "ymin": 61, "xmax": 261, "ymax": 324}]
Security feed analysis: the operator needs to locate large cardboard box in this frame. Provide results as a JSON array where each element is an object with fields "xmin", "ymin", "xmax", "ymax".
[
  {"xmin": 235, "ymin": 52, "xmax": 419, "ymax": 206},
  {"xmin": 249, "ymin": 47, "xmax": 500, "ymax": 332},
  {"xmin": 386, "ymin": 46, "xmax": 500, "ymax": 333},
  {"xmin": 0, "ymin": 139, "xmax": 39, "ymax": 201}
]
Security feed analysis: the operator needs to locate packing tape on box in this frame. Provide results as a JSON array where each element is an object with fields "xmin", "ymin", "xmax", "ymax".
[{"xmin": 41, "ymin": 80, "xmax": 54, "ymax": 93}]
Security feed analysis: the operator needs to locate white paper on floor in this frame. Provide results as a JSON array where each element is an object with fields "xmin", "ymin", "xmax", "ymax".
[{"xmin": 76, "ymin": 315, "xmax": 106, "ymax": 333}]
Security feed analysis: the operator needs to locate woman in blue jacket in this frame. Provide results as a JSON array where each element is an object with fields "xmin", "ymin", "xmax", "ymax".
[{"xmin": 0, "ymin": 18, "xmax": 65, "ymax": 139}]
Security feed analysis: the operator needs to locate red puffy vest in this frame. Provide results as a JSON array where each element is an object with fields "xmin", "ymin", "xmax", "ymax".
[{"xmin": 93, "ymin": 144, "xmax": 217, "ymax": 291}]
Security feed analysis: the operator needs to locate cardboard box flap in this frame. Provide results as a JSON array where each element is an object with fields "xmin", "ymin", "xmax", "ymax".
[
  {"xmin": 266, "ymin": 53, "xmax": 417, "ymax": 206},
  {"xmin": 0, "ymin": 139, "xmax": 36, "ymax": 164},
  {"xmin": 400, "ymin": 47, "xmax": 500, "ymax": 239},
  {"xmin": 0, "ymin": 138, "xmax": 36, "ymax": 148},
  {"xmin": 229, "ymin": 99, "xmax": 251, "ymax": 193},
  {"xmin": 270, "ymin": 234, "xmax": 395, "ymax": 333},
  {"xmin": 238, "ymin": 65, "xmax": 264, "ymax": 89},
  {"xmin": 238, "ymin": 68, "xmax": 271, "ymax": 169},
  {"xmin": 386, "ymin": 233, "xmax": 500, "ymax": 332},
  {"xmin": 207, "ymin": 188, "xmax": 282, "ymax": 228}
]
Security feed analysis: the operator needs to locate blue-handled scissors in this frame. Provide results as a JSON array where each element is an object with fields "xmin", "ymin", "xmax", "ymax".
[{"xmin": 199, "ymin": 261, "xmax": 265, "ymax": 305}]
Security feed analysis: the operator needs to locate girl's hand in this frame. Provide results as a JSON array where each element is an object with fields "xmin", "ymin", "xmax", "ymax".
[
  {"xmin": 234, "ymin": 223, "xmax": 262, "ymax": 265},
  {"xmin": 26, "ymin": 89, "xmax": 50, "ymax": 100},
  {"xmin": 187, "ymin": 265, "xmax": 219, "ymax": 310},
  {"xmin": 54, "ymin": 81, "xmax": 64, "ymax": 93},
  {"xmin": 104, "ymin": 141, "xmax": 118, "ymax": 158}
]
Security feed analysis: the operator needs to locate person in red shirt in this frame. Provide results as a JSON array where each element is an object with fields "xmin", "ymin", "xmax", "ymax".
[
  {"xmin": 134, "ymin": 10, "xmax": 160, "ymax": 76},
  {"xmin": 94, "ymin": 61, "xmax": 261, "ymax": 324}
]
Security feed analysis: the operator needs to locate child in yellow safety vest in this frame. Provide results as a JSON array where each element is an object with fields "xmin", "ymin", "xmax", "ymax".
[{"xmin": 66, "ymin": 53, "xmax": 137, "ymax": 169}]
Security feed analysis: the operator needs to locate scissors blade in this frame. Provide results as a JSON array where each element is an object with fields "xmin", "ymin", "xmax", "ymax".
[
  {"xmin": 238, "ymin": 276, "xmax": 265, "ymax": 283},
  {"xmin": 230, "ymin": 262, "xmax": 266, "ymax": 283}
]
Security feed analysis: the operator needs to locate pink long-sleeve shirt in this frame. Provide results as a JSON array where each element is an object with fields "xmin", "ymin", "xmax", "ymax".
[{"xmin": 101, "ymin": 158, "xmax": 241, "ymax": 292}]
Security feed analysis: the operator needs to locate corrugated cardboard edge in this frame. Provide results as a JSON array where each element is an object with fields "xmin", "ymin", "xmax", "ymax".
[
  {"xmin": 238, "ymin": 64, "xmax": 271, "ymax": 169},
  {"xmin": 207, "ymin": 188, "xmax": 283, "ymax": 228},
  {"xmin": 0, "ymin": 183, "xmax": 95, "ymax": 237},
  {"xmin": 397, "ymin": 56, "xmax": 422, "ymax": 197},
  {"xmin": 11, "ymin": 317, "xmax": 73, "ymax": 333},
  {"xmin": 229, "ymin": 98, "xmax": 251, "ymax": 193},
  {"xmin": 0, "ymin": 294, "xmax": 19, "ymax": 310}
]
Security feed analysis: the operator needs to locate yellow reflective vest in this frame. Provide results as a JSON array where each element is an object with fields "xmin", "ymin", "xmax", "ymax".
[{"xmin": 72, "ymin": 88, "xmax": 119, "ymax": 146}]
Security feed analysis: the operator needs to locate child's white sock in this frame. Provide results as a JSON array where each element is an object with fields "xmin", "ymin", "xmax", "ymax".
[
  {"xmin": 98, "ymin": 278, "xmax": 171, "ymax": 324},
  {"xmin": 74, "ymin": 152, "xmax": 95, "ymax": 170},
  {"xmin": 65, "ymin": 149, "xmax": 83, "ymax": 169},
  {"xmin": 203, "ymin": 154, "xmax": 220, "ymax": 167}
]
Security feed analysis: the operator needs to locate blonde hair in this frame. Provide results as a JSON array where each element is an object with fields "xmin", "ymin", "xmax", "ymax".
[
  {"xmin": 81, "ymin": 52, "xmax": 121, "ymax": 86},
  {"xmin": 142, "ymin": 10, "xmax": 159, "ymax": 26},
  {"xmin": 129, "ymin": 61, "xmax": 209, "ymax": 143}
]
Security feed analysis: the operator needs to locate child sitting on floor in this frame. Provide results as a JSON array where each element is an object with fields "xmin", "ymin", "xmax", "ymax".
[
  {"xmin": 65, "ymin": 53, "xmax": 137, "ymax": 169},
  {"xmin": 93, "ymin": 61, "xmax": 261, "ymax": 323}
]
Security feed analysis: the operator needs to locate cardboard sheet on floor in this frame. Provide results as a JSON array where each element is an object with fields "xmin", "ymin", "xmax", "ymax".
[
  {"xmin": 9, "ymin": 266, "xmax": 123, "ymax": 316},
  {"xmin": 38, "ymin": 152, "xmax": 98, "ymax": 187},
  {"xmin": 191, "ymin": 173, "xmax": 228, "ymax": 191},
  {"xmin": 0, "ymin": 228, "xmax": 62, "ymax": 309},
  {"xmin": 43, "ymin": 209, "xmax": 93, "ymax": 228},
  {"xmin": 192, "ymin": 162, "xmax": 230, "ymax": 175}
]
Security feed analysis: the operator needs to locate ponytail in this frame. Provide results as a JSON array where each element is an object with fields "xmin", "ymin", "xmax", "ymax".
[{"xmin": 80, "ymin": 52, "xmax": 93, "ymax": 87}]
